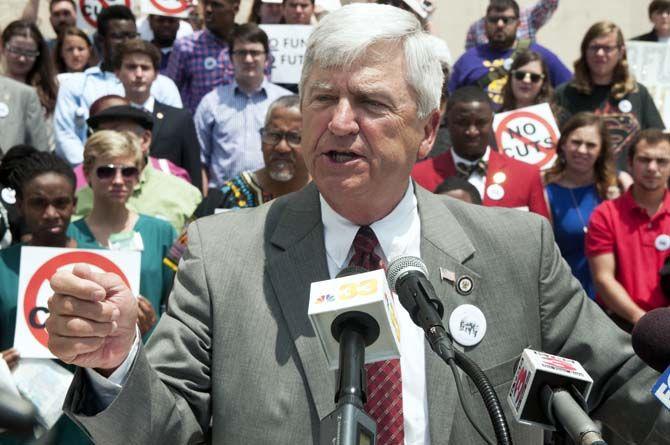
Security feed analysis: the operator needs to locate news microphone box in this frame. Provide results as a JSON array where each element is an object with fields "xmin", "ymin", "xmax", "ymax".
[
  {"xmin": 652, "ymin": 366, "xmax": 670, "ymax": 410},
  {"xmin": 308, "ymin": 269, "xmax": 401, "ymax": 370},
  {"xmin": 507, "ymin": 349, "xmax": 594, "ymax": 430}
]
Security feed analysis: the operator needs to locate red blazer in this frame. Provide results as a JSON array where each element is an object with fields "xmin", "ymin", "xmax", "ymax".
[{"xmin": 411, "ymin": 149, "xmax": 550, "ymax": 219}]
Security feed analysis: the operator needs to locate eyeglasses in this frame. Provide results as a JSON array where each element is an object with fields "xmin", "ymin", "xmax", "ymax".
[
  {"xmin": 108, "ymin": 32, "xmax": 141, "ymax": 41},
  {"xmin": 5, "ymin": 45, "xmax": 39, "ymax": 59},
  {"xmin": 95, "ymin": 164, "xmax": 140, "ymax": 180},
  {"xmin": 486, "ymin": 15, "xmax": 518, "ymax": 25},
  {"xmin": 232, "ymin": 49, "xmax": 266, "ymax": 59},
  {"xmin": 260, "ymin": 128, "xmax": 301, "ymax": 148},
  {"xmin": 586, "ymin": 44, "xmax": 620, "ymax": 55},
  {"xmin": 511, "ymin": 70, "xmax": 545, "ymax": 83}
]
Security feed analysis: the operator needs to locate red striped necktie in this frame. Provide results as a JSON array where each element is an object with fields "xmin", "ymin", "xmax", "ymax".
[{"xmin": 348, "ymin": 226, "xmax": 405, "ymax": 444}]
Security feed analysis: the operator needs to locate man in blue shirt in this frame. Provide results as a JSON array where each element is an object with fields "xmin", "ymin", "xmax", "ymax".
[
  {"xmin": 449, "ymin": 0, "xmax": 571, "ymax": 109},
  {"xmin": 194, "ymin": 23, "xmax": 291, "ymax": 188},
  {"xmin": 54, "ymin": 5, "xmax": 183, "ymax": 166}
]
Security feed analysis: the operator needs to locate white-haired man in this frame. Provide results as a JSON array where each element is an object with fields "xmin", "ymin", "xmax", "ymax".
[{"xmin": 47, "ymin": 4, "xmax": 666, "ymax": 444}]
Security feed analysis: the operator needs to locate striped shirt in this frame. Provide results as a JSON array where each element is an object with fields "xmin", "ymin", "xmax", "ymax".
[
  {"xmin": 166, "ymin": 29, "xmax": 272, "ymax": 113},
  {"xmin": 465, "ymin": 0, "xmax": 559, "ymax": 49},
  {"xmin": 194, "ymin": 80, "xmax": 292, "ymax": 188}
]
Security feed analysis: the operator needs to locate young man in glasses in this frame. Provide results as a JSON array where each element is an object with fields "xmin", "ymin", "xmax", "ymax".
[
  {"xmin": 54, "ymin": 5, "xmax": 182, "ymax": 167},
  {"xmin": 194, "ymin": 23, "xmax": 291, "ymax": 189},
  {"xmin": 448, "ymin": 0, "xmax": 570, "ymax": 109}
]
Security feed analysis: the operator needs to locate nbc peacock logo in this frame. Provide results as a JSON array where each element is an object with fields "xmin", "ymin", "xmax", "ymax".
[{"xmin": 315, "ymin": 293, "xmax": 336, "ymax": 304}]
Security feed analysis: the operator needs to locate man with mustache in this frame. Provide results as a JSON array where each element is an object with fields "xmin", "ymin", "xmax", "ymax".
[{"xmin": 587, "ymin": 129, "xmax": 670, "ymax": 331}]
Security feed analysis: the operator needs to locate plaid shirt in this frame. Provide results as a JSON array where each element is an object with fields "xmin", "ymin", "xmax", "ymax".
[
  {"xmin": 165, "ymin": 29, "xmax": 273, "ymax": 113},
  {"xmin": 465, "ymin": 0, "xmax": 559, "ymax": 49}
]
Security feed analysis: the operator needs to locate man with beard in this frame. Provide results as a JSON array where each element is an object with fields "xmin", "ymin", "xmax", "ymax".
[
  {"xmin": 412, "ymin": 86, "xmax": 550, "ymax": 218},
  {"xmin": 448, "ymin": 0, "xmax": 570, "ymax": 108},
  {"xmin": 194, "ymin": 23, "xmax": 291, "ymax": 188},
  {"xmin": 21, "ymin": 0, "xmax": 77, "ymax": 50},
  {"xmin": 587, "ymin": 129, "xmax": 670, "ymax": 331}
]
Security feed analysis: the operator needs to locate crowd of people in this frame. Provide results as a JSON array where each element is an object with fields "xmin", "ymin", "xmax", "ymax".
[{"xmin": 0, "ymin": 0, "xmax": 669, "ymax": 443}]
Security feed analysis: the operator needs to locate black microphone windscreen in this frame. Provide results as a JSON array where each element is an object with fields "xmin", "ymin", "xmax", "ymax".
[{"xmin": 631, "ymin": 307, "xmax": 670, "ymax": 373}]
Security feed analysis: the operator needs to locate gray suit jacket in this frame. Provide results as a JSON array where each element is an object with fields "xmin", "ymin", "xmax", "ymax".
[
  {"xmin": 64, "ymin": 183, "xmax": 670, "ymax": 444},
  {"xmin": 0, "ymin": 76, "xmax": 49, "ymax": 153}
]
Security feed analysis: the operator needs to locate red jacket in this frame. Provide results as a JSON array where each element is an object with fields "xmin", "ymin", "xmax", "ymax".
[{"xmin": 411, "ymin": 149, "xmax": 550, "ymax": 219}]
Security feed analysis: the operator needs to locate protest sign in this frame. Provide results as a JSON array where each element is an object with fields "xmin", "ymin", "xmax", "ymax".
[
  {"xmin": 260, "ymin": 25, "xmax": 313, "ymax": 84},
  {"xmin": 13, "ymin": 247, "xmax": 140, "ymax": 359},
  {"xmin": 141, "ymin": 0, "xmax": 191, "ymax": 18},
  {"xmin": 77, "ymin": 0, "xmax": 133, "ymax": 32},
  {"xmin": 626, "ymin": 40, "xmax": 670, "ymax": 128},
  {"xmin": 493, "ymin": 103, "xmax": 560, "ymax": 169}
]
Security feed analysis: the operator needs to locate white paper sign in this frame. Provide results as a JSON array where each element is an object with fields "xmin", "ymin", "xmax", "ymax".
[
  {"xmin": 13, "ymin": 247, "xmax": 141, "ymax": 359},
  {"xmin": 261, "ymin": 25, "xmax": 313, "ymax": 84},
  {"xmin": 13, "ymin": 359, "xmax": 74, "ymax": 429},
  {"xmin": 626, "ymin": 40, "xmax": 670, "ymax": 128},
  {"xmin": 493, "ymin": 102, "xmax": 560, "ymax": 170},
  {"xmin": 141, "ymin": 0, "xmax": 191, "ymax": 18},
  {"xmin": 77, "ymin": 0, "xmax": 134, "ymax": 33}
]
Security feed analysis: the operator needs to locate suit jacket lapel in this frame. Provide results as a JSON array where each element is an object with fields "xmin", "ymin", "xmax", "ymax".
[
  {"xmin": 416, "ymin": 185, "xmax": 482, "ymax": 444},
  {"xmin": 265, "ymin": 183, "xmax": 335, "ymax": 420},
  {"xmin": 152, "ymin": 101, "xmax": 166, "ymax": 144}
]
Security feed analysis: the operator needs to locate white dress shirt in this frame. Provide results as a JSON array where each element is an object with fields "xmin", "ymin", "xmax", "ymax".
[
  {"xmin": 451, "ymin": 146, "xmax": 490, "ymax": 199},
  {"xmin": 320, "ymin": 182, "xmax": 429, "ymax": 445},
  {"xmin": 88, "ymin": 183, "xmax": 430, "ymax": 444},
  {"xmin": 130, "ymin": 96, "xmax": 156, "ymax": 113}
]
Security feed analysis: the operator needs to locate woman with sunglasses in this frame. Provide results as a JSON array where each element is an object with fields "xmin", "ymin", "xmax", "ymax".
[
  {"xmin": 70, "ymin": 130, "xmax": 176, "ymax": 337},
  {"xmin": 554, "ymin": 21, "xmax": 664, "ymax": 171},
  {"xmin": 543, "ymin": 112, "xmax": 620, "ymax": 300},
  {"xmin": 500, "ymin": 49, "xmax": 565, "ymax": 120},
  {"xmin": 0, "ymin": 149, "xmax": 95, "ymax": 444}
]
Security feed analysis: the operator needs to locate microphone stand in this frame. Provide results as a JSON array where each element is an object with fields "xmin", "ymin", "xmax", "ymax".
[{"xmin": 319, "ymin": 312, "xmax": 378, "ymax": 445}]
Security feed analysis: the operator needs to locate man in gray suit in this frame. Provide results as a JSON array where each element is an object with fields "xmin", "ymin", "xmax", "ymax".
[
  {"xmin": 0, "ymin": 75, "xmax": 49, "ymax": 153},
  {"xmin": 45, "ymin": 3, "xmax": 669, "ymax": 444}
]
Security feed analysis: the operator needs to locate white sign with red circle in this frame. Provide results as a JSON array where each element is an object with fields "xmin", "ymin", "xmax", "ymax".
[
  {"xmin": 13, "ymin": 247, "xmax": 140, "ymax": 359},
  {"xmin": 141, "ymin": 0, "xmax": 191, "ymax": 18},
  {"xmin": 77, "ymin": 0, "xmax": 134, "ymax": 32},
  {"xmin": 493, "ymin": 103, "xmax": 560, "ymax": 170}
]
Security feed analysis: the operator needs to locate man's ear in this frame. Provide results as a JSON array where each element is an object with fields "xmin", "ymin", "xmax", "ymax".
[{"xmin": 417, "ymin": 109, "xmax": 441, "ymax": 161}]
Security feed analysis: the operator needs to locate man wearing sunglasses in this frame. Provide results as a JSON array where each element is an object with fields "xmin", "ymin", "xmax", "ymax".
[
  {"xmin": 448, "ymin": 0, "xmax": 571, "ymax": 108},
  {"xmin": 54, "ymin": 5, "xmax": 183, "ymax": 167},
  {"xmin": 194, "ymin": 23, "xmax": 291, "ymax": 188},
  {"xmin": 74, "ymin": 104, "xmax": 202, "ymax": 233}
]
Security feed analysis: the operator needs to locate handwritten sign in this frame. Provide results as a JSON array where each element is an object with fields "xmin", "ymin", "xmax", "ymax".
[
  {"xmin": 493, "ymin": 103, "xmax": 560, "ymax": 169},
  {"xmin": 261, "ymin": 25, "xmax": 313, "ymax": 84}
]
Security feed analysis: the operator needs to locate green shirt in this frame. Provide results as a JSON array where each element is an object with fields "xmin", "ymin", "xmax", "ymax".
[
  {"xmin": 74, "ymin": 164, "xmax": 202, "ymax": 232},
  {"xmin": 70, "ymin": 214, "xmax": 177, "ymax": 316}
]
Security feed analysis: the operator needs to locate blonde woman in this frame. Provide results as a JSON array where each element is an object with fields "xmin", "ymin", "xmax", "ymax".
[
  {"xmin": 70, "ymin": 130, "xmax": 176, "ymax": 336},
  {"xmin": 554, "ymin": 21, "xmax": 665, "ymax": 171}
]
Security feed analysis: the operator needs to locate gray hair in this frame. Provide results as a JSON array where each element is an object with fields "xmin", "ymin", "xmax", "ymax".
[
  {"xmin": 299, "ymin": 3, "xmax": 443, "ymax": 119},
  {"xmin": 264, "ymin": 94, "xmax": 301, "ymax": 126}
]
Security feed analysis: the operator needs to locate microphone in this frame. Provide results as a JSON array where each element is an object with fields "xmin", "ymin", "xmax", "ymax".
[
  {"xmin": 508, "ymin": 349, "xmax": 606, "ymax": 445},
  {"xmin": 632, "ymin": 308, "xmax": 670, "ymax": 373},
  {"xmin": 631, "ymin": 308, "xmax": 670, "ymax": 410},
  {"xmin": 311, "ymin": 266, "xmax": 402, "ymax": 445}
]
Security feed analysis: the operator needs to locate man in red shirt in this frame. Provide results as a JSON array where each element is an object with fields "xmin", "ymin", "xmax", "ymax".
[
  {"xmin": 587, "ymin": 128, "xmax": 670, "ymax": 330},
  {"xmin": 411, "ymin": 86, "xmax": 549, "ymax": 218}
]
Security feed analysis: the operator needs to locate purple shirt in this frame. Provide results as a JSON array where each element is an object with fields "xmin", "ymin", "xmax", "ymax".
[
  {"xmin": 165, "ymin": 29, "xmax": 272, "ymax": 113},
  {"xmin": 448, "ymin": 42, "xmax": 572, "ymax": 108}
]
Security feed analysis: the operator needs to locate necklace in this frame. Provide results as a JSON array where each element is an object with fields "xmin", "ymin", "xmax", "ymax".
[{"xmin": 568, "ymin": 187, "xmax": 588, "ymax": 234}]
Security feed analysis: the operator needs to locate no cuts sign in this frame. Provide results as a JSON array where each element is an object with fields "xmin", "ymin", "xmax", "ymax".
[
  {"xmin": 493, "ymin": 103, "xmax": 560, "ymax": 170},
  {"xmin": 141, "ymin": 0, "xmax": 191, "ymax": 18},
  {"xmin": 77, "ymin": 0, "xmax": 134, "ymax": 32},
  {"xmin": 13, "ymin": 247, "xmax": 140, "ymax": 359}
]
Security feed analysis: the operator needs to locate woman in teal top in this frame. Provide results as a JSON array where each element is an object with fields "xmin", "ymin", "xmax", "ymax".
[
  {"xmin": 70, "ymin": 130, "xmax": 176, "ymax": 337},
  {"xmin": 0, "ymin": 149, "xmax": 93, "ymax": 444}
]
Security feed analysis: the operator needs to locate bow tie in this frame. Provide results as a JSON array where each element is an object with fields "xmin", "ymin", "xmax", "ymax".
[{"xmin": 455, "ymin": 159, "xmax": 488, "ymax": 178}]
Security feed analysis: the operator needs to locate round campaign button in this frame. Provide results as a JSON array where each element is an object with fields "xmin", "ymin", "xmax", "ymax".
[
  {"xmin": 655, "ymin": 234, "xmax": 670, "ymax": 251},
  {"xmin": 456, "ymin": 275, "xmax": 474, "ymax": 295},
  {"xmin": 618, "ymin": 99, "xmax": 633, "ymax": 113},
  {"xmin": 486, "ymin": 183, "xmax": 505, "ymax": 201},
  {"xmin": 449, "ymin": 304, "xmax": 487, "ymax": 347},
  {"xmin": 1, "ymin": 187, "xmax": 16, "ymax": 205},
  {"xmin": 0, "ymin": 102, "xmax": 9, "ymax": 118},
  {"xmin": 492, "ymin": 171, "xmax": 507, "ymax": 184},
  {"xmin": 156, "ymin": 112, "xmax": 164, "ymax": 120},
  {"xmin": 204, "ymin": 57, "xmax": 218, "ymax": 70},
  {"xmin": 503, "ymin": 58, "xmax": 513, "ymax": 71}
]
